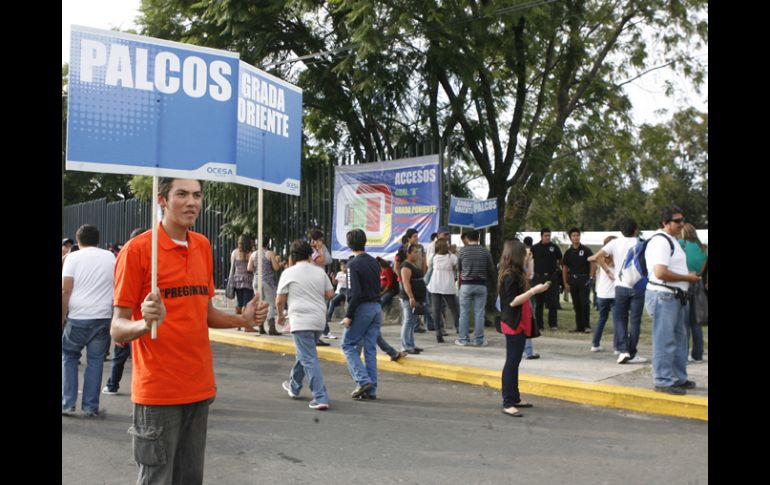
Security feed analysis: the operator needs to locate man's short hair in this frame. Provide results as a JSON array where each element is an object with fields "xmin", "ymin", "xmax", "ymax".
[
  {"xmin": 308, "ymin": 228, "xmax": 324, "ymax": 241},
  {"xmin": 618, "ymin": 217, "xmax": 638, "ymax": 237},
  {"xmin": 462, "ymin": 230, "xmax": 480, "ymax": 242},
  {"xmin": 523, "ymin": 236, "xmax": 533, "ymax": 247},
  {"xmin": 62, "ymin": 238, "xmax": 74, "ymax": 246},
  {"xmin": 540, "ymin": 227, "xmax": 551, "ymax": 236},
  {"xmin": 76, "ymin": 224, "xmax": 99, "ymax": 247},
  {"xmin": 568, "ymin": 227, "xmax": 581, "ymax": 237},
  {"xmin": 289, "ymin": 239, "xmax": 313, "ymax": 262},
  {"xmin": 405, "ymin": 228, "xmax": 418, "ymax": 239},
  {"xmin": 158, "ymin": 177, "xmax": 203, "ymax": 199},
  {"xmin": 347, "ymin": 229, "xmax": 367, "ymax": 251},
  {"xmin": 430, "ymin": 232, "xmax": 438, "ymax": 241},
  {"xmin": 659, "ymin": 205, "xmax": 685, "ymax": 227}
]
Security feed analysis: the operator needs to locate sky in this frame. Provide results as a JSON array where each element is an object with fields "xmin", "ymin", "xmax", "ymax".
[{"xmin": 63, "ymin": 0, "xmax": 707, "ymax": 196}]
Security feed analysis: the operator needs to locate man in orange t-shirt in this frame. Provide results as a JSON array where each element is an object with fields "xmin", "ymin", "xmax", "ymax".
[{"xmin": 111, "ymin": 178, "xmax": 268, "ymax": 485}]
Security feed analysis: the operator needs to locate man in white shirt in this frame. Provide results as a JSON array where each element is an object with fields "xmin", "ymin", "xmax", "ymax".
[
  {"xmin": 593, "ymin": 218, "xmax": 647, "ymax": 365},
  {"xmin": 644, "ymin": 205, "xmax": 700, "ymax": 395},
  {"xmin": 61, "ymin": 224, "xmax": 116, "ymax": 417}
]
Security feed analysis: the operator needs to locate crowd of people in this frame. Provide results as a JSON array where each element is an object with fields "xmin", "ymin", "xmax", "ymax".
[{"xmin": 62, "ymin": 178, "xmax": 707, "ymax": 483}]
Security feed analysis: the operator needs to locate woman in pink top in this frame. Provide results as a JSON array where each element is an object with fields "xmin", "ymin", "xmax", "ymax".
[{"xmin": 497, "ymin": 240, "xmax": 550, "ymax": 417}]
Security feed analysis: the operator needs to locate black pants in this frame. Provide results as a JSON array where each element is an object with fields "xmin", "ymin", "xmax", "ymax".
[
  {"xmin": 534, "ymin": 273, "xmax": 559, "ymax": 329},
  {"xmin": 502, "ymin": 332, "xmax": 527, "ymax": 407},
  {"xmin": 569, "ymin": 274, "xmax": 591, "ymax": 331},
  {"xmin": 431, "ymin": 292, "xmax": 460, "ymax": 335}
]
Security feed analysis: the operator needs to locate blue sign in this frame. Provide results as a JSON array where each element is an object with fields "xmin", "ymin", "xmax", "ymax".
[
  {"xmin": 66, "ymin": 26, "xmax": 302, "ymax": 195},
  {"xmin": 235, "ymin": 61, "xmax": 302, "ymax": 195},
  {"xmin": 448, "ymin": 197, "xmax": 474, "ymax": 227},
  {"xmin": 331, "ymin": 156, "xmax": 441, "ymax": 260},
  {"xmin": 472, "ymin": 198, "xmax": 499, "ymax": 229},
  {"xmin": 448, "ymin": 196, "xmax": 498, "ymax": 229}
]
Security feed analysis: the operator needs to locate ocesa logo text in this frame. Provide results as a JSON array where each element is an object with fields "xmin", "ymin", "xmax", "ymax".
[
  {"xmin": 206, "ymin": 167, "xmax": 234, "ymax": 176},
  {"xmin": 286, "ymin": 181, "xmax": 299, "ymax": 190}
]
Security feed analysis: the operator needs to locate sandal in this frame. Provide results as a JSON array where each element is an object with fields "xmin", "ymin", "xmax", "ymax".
[{"xmin": 513, "ymin": 401, "xmax": 533, "ymax": 408}]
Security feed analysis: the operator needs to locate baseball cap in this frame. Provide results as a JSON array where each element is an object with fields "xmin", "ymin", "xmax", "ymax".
[{"xmin": 62, "ymin": 238, "xmax": 74, "ymax": 246}]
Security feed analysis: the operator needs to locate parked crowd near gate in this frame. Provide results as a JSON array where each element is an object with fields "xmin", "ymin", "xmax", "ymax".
[{"xmin": 61, "ymin": 180, "xmax": 707, "ymax": 483}]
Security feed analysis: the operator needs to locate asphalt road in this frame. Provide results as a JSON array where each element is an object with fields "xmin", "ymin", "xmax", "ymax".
[{"xmin": 63, "ymin": 343, "xmax": 708, "ymax": 484}]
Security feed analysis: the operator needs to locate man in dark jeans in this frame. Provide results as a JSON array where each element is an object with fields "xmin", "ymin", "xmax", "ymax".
[
  {"xmin": 562, "ymin": 228, "xmax": 595, "ymax": 333},
  {"xmin": 531, "ymin": 228, "xmax": 562, "ymax": 330}
]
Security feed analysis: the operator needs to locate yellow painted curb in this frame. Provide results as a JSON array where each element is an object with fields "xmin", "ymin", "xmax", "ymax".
[{"xmin": 210, "ymin": 329, "xmax": 708, "ymax": 422}]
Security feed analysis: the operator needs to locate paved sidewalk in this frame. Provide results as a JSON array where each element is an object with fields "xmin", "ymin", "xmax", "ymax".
[{"xmin": 210, "ymin": 297, "xmax": 708, "ymax": 421}]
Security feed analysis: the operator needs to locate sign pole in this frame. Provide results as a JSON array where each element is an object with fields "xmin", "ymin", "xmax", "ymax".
[
  {"xmin": 257, "ymin": 188, "xmax": 264, "ymax": 313},
  {"xmin": 150, "ymin": 176, "xmax": 159, "ymax": 339}
]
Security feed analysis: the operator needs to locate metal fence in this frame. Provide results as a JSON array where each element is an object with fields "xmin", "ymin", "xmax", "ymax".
[{"xmin": 63, "ymin": 197, "xmax": 236, "ymax": 288}]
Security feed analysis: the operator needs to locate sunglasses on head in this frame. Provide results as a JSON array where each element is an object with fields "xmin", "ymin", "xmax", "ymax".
[{"xmin": 670, "ymin": 217, "xmax": 685, "ymax": 223}]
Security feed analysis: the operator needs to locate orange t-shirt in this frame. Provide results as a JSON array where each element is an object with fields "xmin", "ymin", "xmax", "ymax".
[{"xmin": 113, "ymin": 225, "xmax": 216, "ymax": 405}]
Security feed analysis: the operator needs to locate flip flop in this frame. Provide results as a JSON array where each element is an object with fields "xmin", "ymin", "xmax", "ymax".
[
  {"xmin": 513, "ymin": 401, "xmax": 533, "ymax": 408},
  {"xmin": 502, "ymin": 408, "xmax": 523, "ymax": 417}
]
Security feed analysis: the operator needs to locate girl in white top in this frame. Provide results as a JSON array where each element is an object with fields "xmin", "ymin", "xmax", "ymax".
[{"xmin": 427, "ymin": 240, "xmax": 460, "ymax": 343}]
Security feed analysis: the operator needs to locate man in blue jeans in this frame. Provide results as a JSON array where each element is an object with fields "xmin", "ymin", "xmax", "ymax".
[
  {"xmin": 645, "ymin": 205, "xmax": 700, "ymax": 395},
  {"xmin": 62, "ymin": 224, "xmax": 116, "ymax": 417},
  {"xmin": 341, "ymin": 229, "xmax": 383, "ymax": 399},
  {"xmin": 456, "ymin": 230, "xmax": 496, "ymax": 347},
  {"xmin": 594, "ymin": 218, "xmax": 648, "ymax": 365}
]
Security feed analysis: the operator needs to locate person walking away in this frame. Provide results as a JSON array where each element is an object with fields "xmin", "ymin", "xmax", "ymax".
[
  {"xmin": 277, "ymin": 240, "xmax": 334, "ymax": 410},
  {"xmin": 497, "ymin": 239, "xmax": 550, "ymax": 417},
  {"xmin": 678, "ymin": 222, "xmax": 707, "ymax": 363},
  {"xmin": 341, "ymin": 229, "xmax": 383, "ymax": 400},
  {"xmin": 593, "ymin": 218, "xmax": 648, "ymax": 365},
  {"xmin": 248, "ymin": 237, "xmax": 282, "ymax": 335},
  {"xmin": 562, "ymin": 228, "xmax": 595, "ymax": 333},
  {"xmin": 62, "ymin": 224, "xmax": 116, "ymax": 417},
  {"xmin": 231, "ymin": 234, "xmax": 255, "ymax": 329},
  {"xmin": 110, "ymin": 178, "xmax": 268, "ymax": 484}
]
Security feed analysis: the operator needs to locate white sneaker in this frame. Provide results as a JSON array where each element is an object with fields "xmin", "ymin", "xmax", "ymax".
[
  {"xmin": 617, "ymin": 352, "xmax": 631, "ymax": 364},
  {"xmin": 324, "ymin": 333, "xmax": 338, "ymax": 340},
  {"xmin": 688, "ymin": 356, "xmax": 705, "ymax": 364},
  {"xmin": 590, "ymin": 346, "xmax": 603, "ymax": 352},
  {"xmin": 282, "ymin": 381, "xmax": 299, "ymax": 399},
  {"xmin": 627, "ymin": 356, "xmax": 648, "ymax": 364}
]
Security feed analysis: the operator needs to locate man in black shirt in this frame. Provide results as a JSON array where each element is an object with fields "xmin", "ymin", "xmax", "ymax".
[
  {"xmin": 531, "ymin": 228, "xmax": 562, "ymax": 330},
  {"xmin": 341, "ymin": 229, "xmax": 383, "ymax": 400},
  {"xmin": 562, "ymin": 228, "xmax": 595, "ymax": 333}
]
